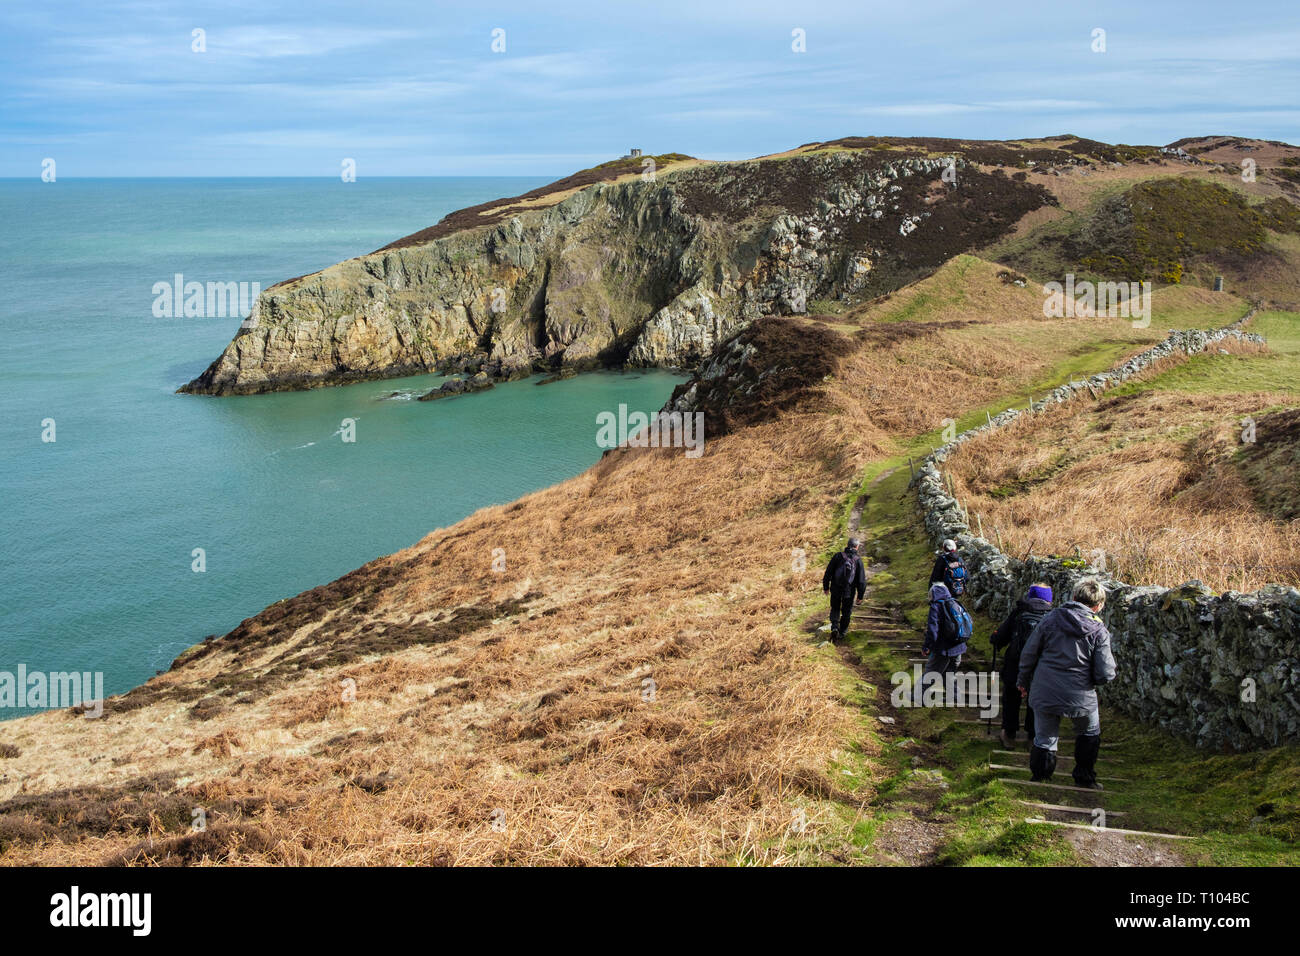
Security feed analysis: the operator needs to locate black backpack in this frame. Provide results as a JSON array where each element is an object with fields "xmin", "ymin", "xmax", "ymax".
[
  {"xmin": 1007, "ymin": 606, "xmax": 1047, "ymax": 663},
  {"xmin": 833, "ymin": 552, "xmax": 860, "ymax": 592}
]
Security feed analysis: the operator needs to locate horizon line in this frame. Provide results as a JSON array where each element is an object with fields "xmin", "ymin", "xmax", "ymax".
[{"xmin": 0, "ymin": 174, "xmax": 562, "ymax": 180}]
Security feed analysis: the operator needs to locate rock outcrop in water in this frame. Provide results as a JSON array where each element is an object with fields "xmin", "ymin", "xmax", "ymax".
[{"xmin": 180, "ymin": 147, "xmax": 1053, "ymax": 395}]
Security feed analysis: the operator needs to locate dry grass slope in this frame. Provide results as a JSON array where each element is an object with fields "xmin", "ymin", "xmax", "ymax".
[{"xmin": 945, "ymin": 372, "xmax": 1300, "ymax": 591}]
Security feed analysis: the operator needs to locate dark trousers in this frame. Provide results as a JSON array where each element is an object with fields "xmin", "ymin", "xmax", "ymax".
[
  {"xmin": 829, "ymin": 591, "xmax": 855, "ymax": 635},
  {"xmin": 1000, "ymin": 677, "xmax": 1034, "ymax": 738},
  {"xmin": 924, "ymin": 649, "xmax": 961, "ymax": 677}
]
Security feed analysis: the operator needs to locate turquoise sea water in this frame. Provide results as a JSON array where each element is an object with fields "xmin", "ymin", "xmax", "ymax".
[{"xmin": 0, "ymin": 178, "xmax": 682, "ymax": 715}]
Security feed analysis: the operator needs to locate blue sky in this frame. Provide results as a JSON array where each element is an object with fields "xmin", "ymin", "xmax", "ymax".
[{"xmin": 2, "ymin": 0, "xmax": 1297, "ymax": 176}]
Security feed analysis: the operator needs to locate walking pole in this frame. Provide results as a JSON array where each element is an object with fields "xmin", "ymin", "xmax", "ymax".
[{"xmin": 987, "ymin": 643, "xmax": 998, "ymax": 737}]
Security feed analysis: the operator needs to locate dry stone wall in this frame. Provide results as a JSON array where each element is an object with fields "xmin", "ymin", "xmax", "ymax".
[{"xmin": 911, "ymin": 318, "xmax": 1299, "ymax": 750}]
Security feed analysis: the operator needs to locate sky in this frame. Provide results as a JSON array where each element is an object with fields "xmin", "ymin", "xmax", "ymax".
[{"xmin": 1, "ymin": 0, "xmax": 1297, "ymax": 177}]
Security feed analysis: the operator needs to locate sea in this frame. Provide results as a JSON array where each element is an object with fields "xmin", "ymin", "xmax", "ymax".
[{"xmin": 0, "ymin": 177, "xmax": 682, "ymax": 716}]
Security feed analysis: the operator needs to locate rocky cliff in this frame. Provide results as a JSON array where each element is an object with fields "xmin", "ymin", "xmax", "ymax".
[{"xmin": 181, "ymin": 146, "xmax": 1053, "ymax": 394}]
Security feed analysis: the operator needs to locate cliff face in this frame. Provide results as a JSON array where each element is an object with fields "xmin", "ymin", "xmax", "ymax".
[{"xmin": 181, "ymin": 149, "xmax": 1053, "ymax": 394}]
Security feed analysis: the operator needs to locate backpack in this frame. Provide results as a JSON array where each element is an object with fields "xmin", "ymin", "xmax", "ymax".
[
  {"xmin": 832, "ymin": 552, "xmax": 860, "ymax": 593},
  {"xmin": 939, "ymin": 598, "xmax": 973, "ymax": 649},
  {"xmin": 1008, "ymin": 606, "xmax": 1047, "ymax": 662},
  {"xmin": 942, "ymin": 554, "xmax": 967, "ymax": 597}
]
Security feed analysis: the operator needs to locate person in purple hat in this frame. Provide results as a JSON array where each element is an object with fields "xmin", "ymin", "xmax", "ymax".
[{"xmin": 990, "ymin": 582, "xmax": 1053, "ymax": 749}]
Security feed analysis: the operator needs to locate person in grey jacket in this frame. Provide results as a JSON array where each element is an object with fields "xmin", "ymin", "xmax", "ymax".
[{"xmin": 1016, "ymin": 578, "xmax": 1117, "ymax": 789}]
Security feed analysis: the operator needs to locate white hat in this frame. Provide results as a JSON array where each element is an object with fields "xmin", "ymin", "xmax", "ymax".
[{"xmin": 942, "ymin": 539, "xmax": 957, "ymax": 552}]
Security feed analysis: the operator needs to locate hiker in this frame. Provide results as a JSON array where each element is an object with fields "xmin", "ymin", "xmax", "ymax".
[
  {"xmin": 822, "ymin": 537, "xmax": 866, "ymax": 641},
  {"xmin": 922, "ymin": 580, "xmax": 971, "ymax": 681},
  {"xmin": 990, "ymin": 582, "xmax": 1053, "ymax": 750},
  {"xmin": 929, "ymin": 539, "xmax": 967, "ymax": 598},
  {"xmin": 1016, "ymin": 578, "xmax": 1117, "ymax": 790}
]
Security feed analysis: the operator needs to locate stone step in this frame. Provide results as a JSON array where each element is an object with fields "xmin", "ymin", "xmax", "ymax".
[
  {"xmin": 996, "ymin": 777, "xmax": 1113, "ymax": 795},
  {"xmin": 1023, "ymin": 818, "xmax": 1192, "ymax": 840},
  {"xmin": 993, "ymin": 749, "xmax": 1122, "ymax": 764},
  {"xmin": 965, "ymin": 728, "xmax": 1127, "ymax": 750},
  {"xmin": 990, "ymin": 763, "xmax": 1129, "ymax": 782},
  {"xmin": 1016, "ymin": 800, "xmax": 1126, "ymax": 818}
]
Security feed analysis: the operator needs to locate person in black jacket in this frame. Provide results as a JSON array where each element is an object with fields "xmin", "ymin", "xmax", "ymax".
[
  {"xmin": 990, "ymin": 583, "xmax": 1053, "ymax": 749},
  {"xmin": 822, "ymin": 538, "xmax": 866, "ymax": 641},
  {"xmin": 929, "ymin": 539, "xmax": 959, "ymax": 586}
]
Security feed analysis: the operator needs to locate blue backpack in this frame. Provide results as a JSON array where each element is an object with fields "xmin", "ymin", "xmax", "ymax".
[
  {"xmin": 943, "ymin": 554, "xmax": 967, "ymax": 597},
  {"xmin": 940, "ymin": 598, "xmax": 973, "ymax": 649}
]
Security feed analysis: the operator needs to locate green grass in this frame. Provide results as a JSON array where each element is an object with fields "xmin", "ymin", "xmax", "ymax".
[
  {"xmin": 1148, "ymin": 286, "xmax": 1253, "ymax": 331},
  {"xmin": 827, "ymin": 462, "xmax": 1081, "ymax": 864},
  {"xmin": 932, "ymin": 338, "xmax": 1144, "ymax": 443},
  {"xmin": 860, "ymin": 252, "xmax": 1249, "ymax": 347},
  {"xmin": 869, "ymin": 261, "xmax": 972, "ymax": 324},
  {"xmin": 1113, "ymin": 310, "xmax": 1300, "ymax": 397}
]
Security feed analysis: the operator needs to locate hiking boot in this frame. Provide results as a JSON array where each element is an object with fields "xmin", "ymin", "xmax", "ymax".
[
  {"xmin": 1073, "ymin": 733, "xmax": 1102, "ymax": 789},
  {"xmin": 829, "ymin": 628, "xmax": 841, "ymax": 643},
  {"xmin": 1074, "ymin": 779, "xmax": 1104, "ymax": 791},
  {"xmin": 999, "ymin": 729, "xmax": 1015, "ymax": 750},
  {"xmin": 1029, "ymin": 745, "xmax": 1057, "ymax": 782}
]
